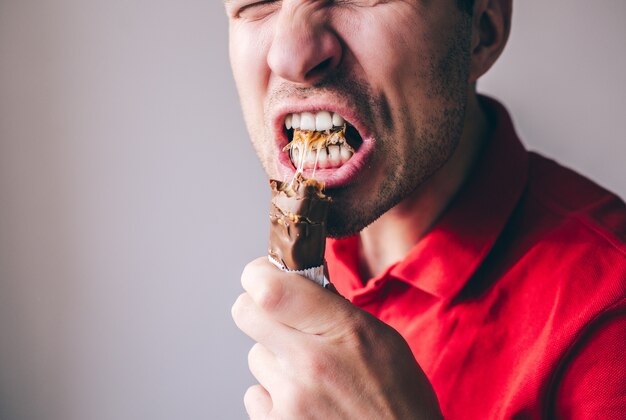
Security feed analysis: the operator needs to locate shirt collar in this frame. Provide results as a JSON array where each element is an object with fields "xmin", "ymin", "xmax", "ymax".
[{"xmin": 326, "ymin": 97, "xmax": 529, "ymax": 300}]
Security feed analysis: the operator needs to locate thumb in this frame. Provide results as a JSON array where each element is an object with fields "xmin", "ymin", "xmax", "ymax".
[{"xmin": 242, "ymin": 257, "xmax": 354, "ymax": 336}]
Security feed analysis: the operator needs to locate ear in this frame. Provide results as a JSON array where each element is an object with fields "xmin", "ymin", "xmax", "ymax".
[{"xmin": 469, "ymin": 0, "xmax": 513, "ymax": 83}]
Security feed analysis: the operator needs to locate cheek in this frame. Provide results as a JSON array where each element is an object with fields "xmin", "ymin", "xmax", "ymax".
[
  {"xmin": 343, "ymin": 15, "xmax": 435, "ymax": 130},
  {"xmin": 343, "ymin": 5, "xmax": 456, "ymax": 100},
  {"xmin": 229, "ymin": 27, "xmax": 277, "ymax": 173},
  {"xmin": 350, "ymin": 10, "xmax": 430, "ymax": 78},
  {"xmin": 229, "ymin": 24, "xmax": 272, "ymax": 129}
]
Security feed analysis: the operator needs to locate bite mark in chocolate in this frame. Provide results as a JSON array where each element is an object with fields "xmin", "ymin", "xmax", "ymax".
[{"xmin": 269, "ymin": 173, "xmax": 331, "ymax": 271}]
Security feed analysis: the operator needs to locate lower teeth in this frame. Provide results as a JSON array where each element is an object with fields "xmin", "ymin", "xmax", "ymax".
[
  {"xmin": 291, "ymin": 144, "xmax": 353, "ymax": 170},
  {"xmin": 286, "ymin": 127, "xmax": 354, "ymax": 171}
]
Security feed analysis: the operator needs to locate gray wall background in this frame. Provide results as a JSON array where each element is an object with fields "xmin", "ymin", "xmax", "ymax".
[{"xmin": 0, "ymin": 1, "xmax": 624, "ymax": 419}]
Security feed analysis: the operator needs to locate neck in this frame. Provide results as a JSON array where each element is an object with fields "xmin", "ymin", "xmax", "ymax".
[{"xmin": 358, "ymin": 93, "xmax": 492, "ymax": 281}]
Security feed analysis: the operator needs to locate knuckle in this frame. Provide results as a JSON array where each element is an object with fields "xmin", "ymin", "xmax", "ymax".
[
  {"xmin": 255, "ymin": 275, "xmax": 285, "ymax": 313},
  {"xmin": 346, "ymin": 312, "xmax": 407, "ymax": 364},
  {"xmin": 241, "ymin": 259, "xmax": 286, "ymax": 314},
  {"xmin": 344, "ymin": 311, "xmax": 370, "ymax": 343},
  {"xmin": 230, "ymin": 293, "xmax": 246, "ymax": 323},
  {"xmin": 243, "ymin": 384, "xmax": 268, "ymax": 418},
  {"xmin": 241, "ymin": 258, "xmax": 268, "ymax": 289},
  {"xmin": 247, "ymin": 342, "xmax": 263, "ymax": 367},
  {"xmin": 243, "ymin": 385, "xmax": 256, "ymax": 408},
  {"xmin": 342, "ymin": 312, "xmax": 381, "ymax": 359},
  {"xmin": 240, "ymin": 260, "xmax": 257, "ymax": 288}
]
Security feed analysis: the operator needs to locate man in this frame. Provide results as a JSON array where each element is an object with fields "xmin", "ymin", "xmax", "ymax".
[{"xmin": 225, "ymin": 0, "xmax": 626, "ymax": 418}]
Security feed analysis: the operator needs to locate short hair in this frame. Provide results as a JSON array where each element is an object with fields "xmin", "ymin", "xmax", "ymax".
[{"xmin": 457, "ymin": 0, "xmax": 474, "ymax": 14}]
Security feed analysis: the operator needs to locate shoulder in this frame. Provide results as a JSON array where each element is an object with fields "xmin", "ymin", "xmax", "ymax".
[
  {"xmin": 499, "ymin": 151, "xmax": 626, "ymax": 319},
  {"xmin": 498, "ymin": 153, "xmax": 626, "ymax": 415},
  {"xmin": 527, "ymin": 153, "xmax": 626, "ymax": 258}
]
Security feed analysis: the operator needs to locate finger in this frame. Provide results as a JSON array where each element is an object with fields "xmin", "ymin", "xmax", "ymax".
[
  {"xmin": 232, "ymin": 292, "xmax": 306, "ymax": 354},
  {"xmin": 248, "ymin": 343, "xmax": 284, "ymax": 394},
  {"xmin": 241, "ymin": 257, "xmax": 354, "ymax": 336},
  {"xmin": 244, "ymin": 384, "xmax": 272, "ymax": 419},
  {"xmin": 323, "ymin": 263, "xmax": 343, "ymax": 297},
  {"xmin": 325, "ymin": 281, "xmax": 341, "ymax": 296}
]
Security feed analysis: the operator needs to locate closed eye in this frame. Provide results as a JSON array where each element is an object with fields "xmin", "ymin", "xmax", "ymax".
[{"xmin": 236, "ymin": 0, "xmax": 281, "ymax": 20}]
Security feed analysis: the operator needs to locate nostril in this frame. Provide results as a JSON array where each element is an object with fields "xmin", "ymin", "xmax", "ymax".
[
  {"xmin": 268, "ymin": 23, "xmax": 342, "ymax": 84},
  {"xmin": 305, "ymin": 57, "xmax": 334, "ymax": 80}
]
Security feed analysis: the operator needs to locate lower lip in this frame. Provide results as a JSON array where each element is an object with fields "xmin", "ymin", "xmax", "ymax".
[{"xmin": 277, "ymin": 139, "xmax": 374, "ymax": 188}]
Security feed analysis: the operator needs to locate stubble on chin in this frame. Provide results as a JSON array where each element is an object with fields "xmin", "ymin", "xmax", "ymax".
[{"xmin": 324, "ymin": 106, "xmax": 466, "ymax": 240}]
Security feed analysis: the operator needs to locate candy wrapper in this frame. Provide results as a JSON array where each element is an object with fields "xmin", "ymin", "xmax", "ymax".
[{"xmin": 268, "ymin": 173, "xmax": 331, "ymax": 287}]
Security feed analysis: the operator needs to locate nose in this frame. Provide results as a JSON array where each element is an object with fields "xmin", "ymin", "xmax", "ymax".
[{"xmin": 267, "ymin": 9, "xmax": 342, "ymax": 85}]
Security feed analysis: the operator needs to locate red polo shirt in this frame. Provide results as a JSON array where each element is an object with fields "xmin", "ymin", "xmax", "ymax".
[{"xmin": 326, "ymin": 98, "xmax": 626, "ymax": 419}]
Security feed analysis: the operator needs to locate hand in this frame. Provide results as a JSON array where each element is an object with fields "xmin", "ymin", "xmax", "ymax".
[{"xmin": 232, "ymin": 257, "xmax": 442, "ymax": 419}]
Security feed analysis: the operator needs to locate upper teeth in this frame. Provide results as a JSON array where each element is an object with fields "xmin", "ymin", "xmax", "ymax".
[{"xmin": 285, "ymin": 111, "xmax": 345, "ymax": 131}]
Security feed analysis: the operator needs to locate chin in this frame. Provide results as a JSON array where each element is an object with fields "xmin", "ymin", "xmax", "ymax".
[{"xmin": 325, "ymin": 200, "xmax": 383, "ymax": 238}]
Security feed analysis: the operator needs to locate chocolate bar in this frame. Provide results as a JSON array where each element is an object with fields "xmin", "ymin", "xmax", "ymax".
[{"xmin": 268, "ymin": 173, "xmax": 331, "ymax": 271}]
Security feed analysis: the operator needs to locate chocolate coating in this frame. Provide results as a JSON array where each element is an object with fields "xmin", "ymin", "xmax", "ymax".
[{"xmin": 268, "ymin": 174, "xmax": 331, "ymax": 271}]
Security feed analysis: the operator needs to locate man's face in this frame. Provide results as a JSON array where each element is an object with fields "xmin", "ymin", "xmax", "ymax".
[{"xmin": 226, "ymin": 0, "xmax": 472, "ymax": 237}]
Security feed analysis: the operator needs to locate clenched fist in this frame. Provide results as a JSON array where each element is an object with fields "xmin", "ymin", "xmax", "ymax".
[{"xmin": 232, "ymin": 257, "xmax": 442, "ymax": 419}]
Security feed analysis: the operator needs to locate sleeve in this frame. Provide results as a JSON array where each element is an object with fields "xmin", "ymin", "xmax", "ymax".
[{"xmin": 554, "ymin": 314, "xmax": 626, "ymax": 419}]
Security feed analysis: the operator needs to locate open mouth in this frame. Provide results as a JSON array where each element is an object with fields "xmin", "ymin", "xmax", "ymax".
[{"xmin": 283, "ymin": 111, "xmax": 364, "ymax": 171}]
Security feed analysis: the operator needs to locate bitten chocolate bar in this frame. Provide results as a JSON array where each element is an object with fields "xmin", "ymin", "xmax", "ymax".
[{"xmin": 268, "ymin": 173, "xmax": 331, "ymax": 271}]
